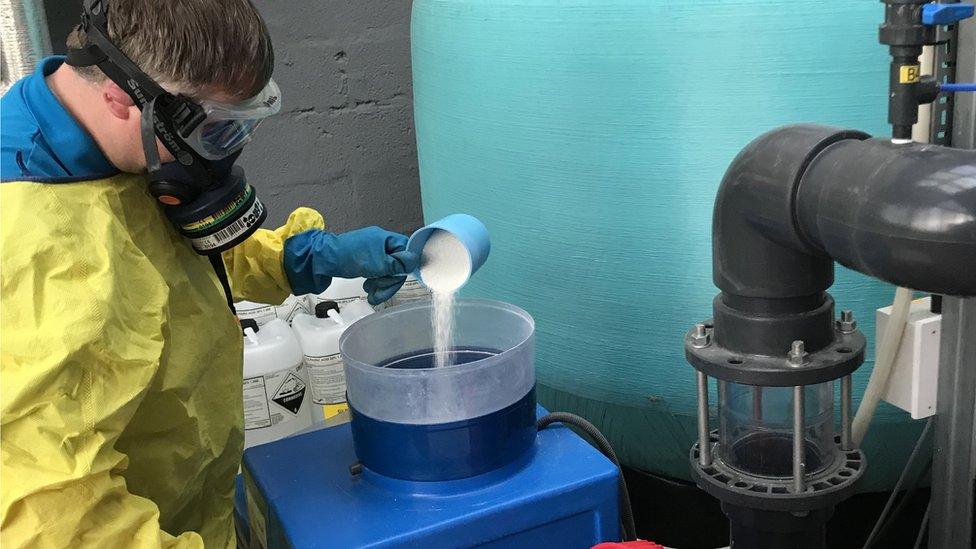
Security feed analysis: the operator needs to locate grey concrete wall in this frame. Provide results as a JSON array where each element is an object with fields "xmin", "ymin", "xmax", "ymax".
[
  {"xmin": 45, "ymin": 0, "xmax": 424, "ymax": 234},
  {"xmin": 246, "ymin": 0, "xmax": 422, "ymax": 233}
]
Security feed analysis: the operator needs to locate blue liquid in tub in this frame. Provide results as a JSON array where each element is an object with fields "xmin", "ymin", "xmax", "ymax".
[
  {"xmin": 380, "ymin": 347, "xmax": 499, "ymax": 369},
  {"xmin": 351, "ymin": 347, "xmax": 537, "ymax": 481}
]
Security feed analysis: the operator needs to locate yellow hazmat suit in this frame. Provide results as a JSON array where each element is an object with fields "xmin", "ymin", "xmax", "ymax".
[{"xmin": 1, "ymin": 173, "xmax": 324, "ymax": 547}]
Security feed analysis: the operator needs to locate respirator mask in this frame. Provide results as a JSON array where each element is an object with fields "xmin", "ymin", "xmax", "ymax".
[{"xmin": 66, "ymin": 0, "xmax": 279, "ymax": 256}]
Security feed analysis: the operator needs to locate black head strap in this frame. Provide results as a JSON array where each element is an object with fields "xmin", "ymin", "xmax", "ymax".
[
  {"xmin": 67, "ymin": 0, "xmax": 167, "ymax": 106},
  {"xmin": 66, "ymin": 0, "xmax": 213, "ymax": 189},
  {"xmin": 140, "ymin": 98, "xmax": 163, "ymax": 174}
]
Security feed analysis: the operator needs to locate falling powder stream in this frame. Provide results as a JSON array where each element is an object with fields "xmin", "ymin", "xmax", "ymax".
[
  {"xmin": 431, "ymin": 291, "xmax": 456, "ymax": 369},
  {"xmin": 419, "ymin": 230, "xmax": 471, "ymax": 368}
]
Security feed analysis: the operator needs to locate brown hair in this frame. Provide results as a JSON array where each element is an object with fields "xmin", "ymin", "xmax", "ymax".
[{"xmin": 67, "ymin": 0, "xmax": 274, "ymax": 100}]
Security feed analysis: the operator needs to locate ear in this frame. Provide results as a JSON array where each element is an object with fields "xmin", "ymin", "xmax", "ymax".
[{"xmin": 103, "ymin": 81, "xmax": 136, "ymax": 119}]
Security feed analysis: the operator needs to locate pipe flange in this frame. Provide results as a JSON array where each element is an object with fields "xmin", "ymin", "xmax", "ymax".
[
  {"xmin": 684, "ymin": 323, "xmax": 865, "ymax": 387},
  {"xmin": 690, "ymin": 432, "xmax": 865, "ymax": 512}
]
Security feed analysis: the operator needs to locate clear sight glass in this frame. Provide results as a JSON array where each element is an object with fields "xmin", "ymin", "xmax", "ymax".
[{"xmin": 719, "ymin": 381, "xmax": 835, "ymax": 477}]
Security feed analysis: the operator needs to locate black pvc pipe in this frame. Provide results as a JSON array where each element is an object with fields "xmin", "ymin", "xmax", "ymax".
[
  {"xmin": 712, "ymin": 125, "xmax": 865, "ymax": 301},
  {"xmin": 713, "ymin": 124, "xmax": 976, "ymax": 300},
  {"xmin": 797, "ymin": 137, "xmax": 976, "ymax": 296},
  {"xmin": 723, "ymin": 505, "xmax": 834, "ymax": 549}
]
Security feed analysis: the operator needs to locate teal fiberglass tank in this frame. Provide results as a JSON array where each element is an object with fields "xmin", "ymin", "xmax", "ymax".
[{"xmin": 411, "ymin": 0, "xmax": 921, "ymax": 490}]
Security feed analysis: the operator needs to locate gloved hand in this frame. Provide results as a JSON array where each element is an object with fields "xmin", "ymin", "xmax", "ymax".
[{"xmin": 284, "ymin": 227, "xmax": 420, "ymax": 305}]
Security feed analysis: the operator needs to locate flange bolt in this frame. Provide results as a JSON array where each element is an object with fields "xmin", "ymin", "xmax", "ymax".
[
  {"xmin": 789, "ymin": 340, "xmax": 809, "ymax": 367},
  {"xmin": 691, "ymin": 323, "xmax": 711, "ymax": 348},
  {"xmin": 836, "ymin": 309, "xmax": 857, "ymax": 334}
]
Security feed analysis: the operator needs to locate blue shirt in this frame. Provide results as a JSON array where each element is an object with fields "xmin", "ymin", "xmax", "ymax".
[{"xmin": 1, "ymin": 56, "xmax": 117, "ymax": 182}]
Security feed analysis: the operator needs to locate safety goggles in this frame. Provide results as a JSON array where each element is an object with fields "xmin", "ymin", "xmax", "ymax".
[
  {"xmin": 67, "ymin": 0, "xmax": 282, "ymax": 163},
  {"xmin": 182, "ymin": 79, "xmax": 282, "ymax": 160}
]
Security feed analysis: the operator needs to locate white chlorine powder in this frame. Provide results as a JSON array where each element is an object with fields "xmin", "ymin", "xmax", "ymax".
[{"xmin": 419, "ymin": 230, "xmax": 471, "ymax": 368}]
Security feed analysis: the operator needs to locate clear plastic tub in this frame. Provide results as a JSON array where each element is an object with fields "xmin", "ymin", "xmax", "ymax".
[{"xmin": 341, "ymin": 298, "xmax": 535, "ymax": 425}]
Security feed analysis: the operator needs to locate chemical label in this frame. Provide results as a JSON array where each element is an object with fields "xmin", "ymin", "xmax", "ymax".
[
  {"xmin": 324, "ymin": 402, "xmax": 349, "ymax": 419},
  {"xmin": 271, "ymin": 372, "xmax": 306, "ymax": 414},
  {"xmin": 382, "ymin": 278, "xmax": 432, "ymax": 309},
  {"xmin": 306, "ymin": 353, "xmax": 346, "ymax": 405},
  {"xmin": 238, "ymin": 298, "xmax": 307, "ymax": 325},
  {"xmin": 311, "ymin": 295, "xmax": 363, "ymax": 308},
  {"xmin": 900, "ymin": 65, "xmax": 921, "ymax": 84},
  {"xmin": 277, "ymin": 297, "xmax": 308, "ymax": 323},
  {"xmin": 243, "ymin": 363, "xmax": 308, "ymax": 430},
  {"xmin": 237, "ymin": 303, "xmax": 277, "ymax": 325}
]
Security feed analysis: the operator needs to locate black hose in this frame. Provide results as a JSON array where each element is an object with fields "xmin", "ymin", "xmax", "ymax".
[
  {"xmin": 912, "ymin": 502, "xmax": 931, "ymax": 549},
  {"xmin": 537, "ymin": 412, "xmax": 638, "ymax": 542},
  {"xmin": 862, "ymin": 417, "xmax": 933, "ymax": 549},
  {"xmin": 863, "ymin": 417, "xmax": 932, "ymax": 549},
  {"xmin": 874, "ymin": 458, "xmax": 933, "ymax": 546}
]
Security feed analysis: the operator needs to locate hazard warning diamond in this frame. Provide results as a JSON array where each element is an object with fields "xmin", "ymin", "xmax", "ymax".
[{"xmin": 271, "ymin": 372, "xmax": 306, "ymax": 415}]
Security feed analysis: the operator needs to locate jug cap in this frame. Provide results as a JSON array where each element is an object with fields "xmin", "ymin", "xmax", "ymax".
[
  {"xmin": 240, "ymin": 318, "xmax": 259, "ymax": 334},
  {"xmin": 315, "ymin": 300, "xmax": 341, "ymax": 319}
]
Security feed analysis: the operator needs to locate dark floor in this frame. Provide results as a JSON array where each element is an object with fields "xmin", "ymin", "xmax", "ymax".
[{"xmin": 625, "ymin": 467, "xmax": 934, "ymax": 548}]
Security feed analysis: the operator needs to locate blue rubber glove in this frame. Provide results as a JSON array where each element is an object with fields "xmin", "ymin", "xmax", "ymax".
[{"xmin": 284, "ymin": 227, "xmax": 420, "ymax": 305}]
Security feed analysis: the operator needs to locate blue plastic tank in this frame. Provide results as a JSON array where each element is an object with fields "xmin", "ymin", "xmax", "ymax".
[
  {"xmin": 411, "ymin": 0, "xmax": 922, "ymax": 490},
  {"xmin": 242, "ymin": 406, "xmax": 620, "ymax": 548}
]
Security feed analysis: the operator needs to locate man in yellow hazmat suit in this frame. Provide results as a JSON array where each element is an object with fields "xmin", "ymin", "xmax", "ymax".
[{"xmin": 0, "ymin": 0, "xmax": 418, "ymax": 546}]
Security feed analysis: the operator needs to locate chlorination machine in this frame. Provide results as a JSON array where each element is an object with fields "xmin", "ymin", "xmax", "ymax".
[{"xmin": 241, "ymin": 299, "xmax": 623, "ymax": 548}]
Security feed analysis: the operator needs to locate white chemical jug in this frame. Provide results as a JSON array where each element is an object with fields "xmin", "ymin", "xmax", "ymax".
[
  {"xmin": 236, "ymin": 294, "xmax": 308, "ymax": 326},
  {"xmin": 381, "ymin": 275, "xmax": 432, "ymax": 309},
  {"xmin": 293, "ymin": 300, "xmax": 373, "ymax": 424},
  {"xmin": 307, "ymin": 277, "xmax": 368, "ymax": 310},
  {"xmin": 242, "ymin": 318, "xmax": 312, "ymax": 448},
  {"xmin": 338, "ymin": 299, "xmax": 375, "ymax": 324}
]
